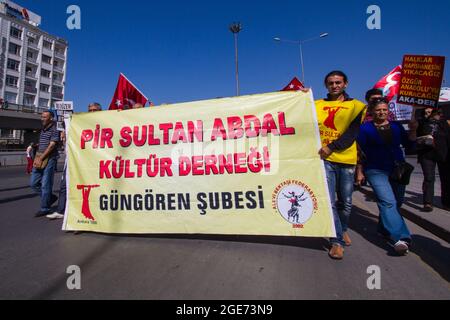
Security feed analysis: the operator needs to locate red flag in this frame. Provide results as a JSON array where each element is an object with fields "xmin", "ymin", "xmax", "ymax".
[
  {"xmin": 281, "ymin": 77, "xmax": 305, "ymax": 91},
  {"xmin": 373, "ymin": 66, "xmax": 402, "ymax": 102},
  {"xmin": 109, "ymin": 73, "xmax": 149, "ymax": 110}
]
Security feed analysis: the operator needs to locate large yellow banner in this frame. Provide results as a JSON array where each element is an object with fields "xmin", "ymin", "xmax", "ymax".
[{"xmin": 63, "ymin": 91, "xmax": 335, "ymax": 237}]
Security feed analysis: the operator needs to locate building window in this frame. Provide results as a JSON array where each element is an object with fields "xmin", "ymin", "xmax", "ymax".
[
  {"xmin": 40, "ymin": 84, "xmax": 50, "ymax": 92},
  {"xmin": 52, "ymin": 86, "xmax": 63, "ymax": 94},
  {"xmin": 43, "ymin": 40, "xmax": 52, "ymax": 50},
  {"xmin": 27, "ymin": 51, "xmax": 34, "ymax": 59},
  {"xmin": 39, "ymin": 98, "xmax": 49, "ymax": 107},
  {"xmin": 6, "ymin": 75, "xmax": 19, "ymax": 87},
  {"xmin": 23, "ymin": 95, "xmax": 35, "ymax": 106},
  {"xmin": 25, "ymin": 79, "xmax": 35, "ymax": 87},
  {"xmin": 0, "ymin": 129, "xmax": 12, "ymax": 138},
  {"xmin": 25, "ymin": 65, "xmax": 36, "ymax": 77},
  {"xmin": 42, "ymin": 55, "xmax": 52, "ymax": 64},
  {"xmin": 27, "ymin": 37, "xmax": 37, "ymax": 46},
  {"xmin": 55, "ymin": 47, "xmax": 65, "ymax": 56},
  {"xmin": 4, "ymin": 92, "xmax": 17, "ymax": 103},
  {"xmin": 8, "ymin": 43, "xmax": 21, "ymax": 55},
  {"xmin": 7, "ymin": 59, "xmax": 20, "ymax": 71},
  {"xmin": 41, "ymin": 69, "xmax": 51, "ymax": 78},
  {"xmin": 10, "ymin": 27, "xmax": 22, "ymax": 39}
]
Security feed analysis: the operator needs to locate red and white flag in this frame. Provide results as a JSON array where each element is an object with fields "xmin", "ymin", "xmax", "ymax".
[
  {"xmin": 373, "ymin": 65, "xmax": 402, "ymax": 102},
  {"xmin": 109, "ymin": 73, "xmax": 149, "ymax": 110},
  {"xmin": 281, "ymin": 77, "xmax": 305, "ymax": 91}
]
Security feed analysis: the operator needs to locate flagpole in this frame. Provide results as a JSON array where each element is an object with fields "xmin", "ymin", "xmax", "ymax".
[{"xmin": 229, "ymin": 23, "xmax": 242, "ymax": 97}]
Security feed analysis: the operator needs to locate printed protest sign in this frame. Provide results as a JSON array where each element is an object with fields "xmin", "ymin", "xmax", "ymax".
[
  {"xmin": 63, "ymin": 92, "xmax": 335, "ymax": 237},
  {"xmin": 398, "ymin": 55, "xmax": 445, "ymax": 108}
]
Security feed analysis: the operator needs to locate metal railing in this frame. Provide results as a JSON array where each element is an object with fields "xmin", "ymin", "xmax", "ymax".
[
  {"xmin": 26, "ymin": 58, "xmax": 38, "ymax": 65},
  {"xmin": 51, "ymin": 92, "xmax": 64, "ymax": 99},
  {"xmin": 53, "ymin": 66, "xmax": 64, "ymax": 73},
  {"xmin": 25, "ymin": 71, "xmax": 37, "ymax": 79},
  {"xmin": 27, "ymin": 42, "xmax": 38, "ymax": 49},
  {"xmin": 54, "ymin": 51, "xmax": 66, "ymax": 60},
  {"xmin": 0, "ymin": 102, "xmax": 48, "ymax": 114}
]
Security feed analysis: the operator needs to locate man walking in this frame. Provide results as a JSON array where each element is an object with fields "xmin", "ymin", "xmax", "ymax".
[
  {"xmin": 315, "ymin": 71, "xmax": 366, "ymax": 259},
  {"xmin": 47, "ymin": 103, "xmax": 102, "ymax": 220},
  {"xmin": 30, "ymin": 111, "xmax": 60, "ymax": 217}
]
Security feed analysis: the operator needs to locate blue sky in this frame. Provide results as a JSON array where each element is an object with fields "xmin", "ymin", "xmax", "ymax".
[{"xmin": 18, "ymin": 0, "xmax": 450, "ymax": 112}]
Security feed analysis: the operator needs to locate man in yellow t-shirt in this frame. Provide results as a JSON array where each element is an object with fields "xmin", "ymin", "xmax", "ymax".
[{"xmin": 315, "ymin": 71, "xmax": 366, "ymax": 260}]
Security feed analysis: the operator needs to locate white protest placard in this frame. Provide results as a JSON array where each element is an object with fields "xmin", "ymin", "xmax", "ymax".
[{"xmin": 54, "ymin": 101, "xmax": 74, "ymax": 131}]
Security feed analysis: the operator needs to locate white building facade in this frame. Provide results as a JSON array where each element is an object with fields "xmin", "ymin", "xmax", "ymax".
[
  {"xmin": 0, "ymin": 1, "xmax": 67, "ymax": 148},
  {"xmin": 0, "ymin": 0, "xmax": 67, "ymax": 111}
]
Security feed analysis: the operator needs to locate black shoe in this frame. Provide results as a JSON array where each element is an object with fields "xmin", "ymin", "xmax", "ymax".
[
  {"xmin": 35, "ymin": 210, "xmax": 50, "ymax": 218},
  {"xmin": 423, "ymin": 204, "xmax": 433, "ymax": 212}
]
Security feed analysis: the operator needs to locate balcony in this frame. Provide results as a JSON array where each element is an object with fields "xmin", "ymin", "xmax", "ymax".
[
  {"xmin": 52, "ymin": 92, "xmax": 64, "ymax": 100},
  {"xmin": 53, "ymin": 65, "xmax": 64, "ymax": 73},
  {"xmin": 52, "ymin": 79, "xmax": 63, "ymax": 86},
  {"xmin": 27, "ymin": 41, "xmax": 38, "ymax": 49},
  {"xmin": 54, "ymin": 51, "xmax": 66, "ymax": 60},
  {"xmin": 24, "ymin": 86, "xmax": 37, "ymax": 94},
  {"xmin": 0, "ymin": 101, "xmax": 47, "ymax": 114},
  {"xmin": 25, "ymin": 71, "xmax": 37, "ymax": 79},
  {"xmin": 26, "ymin": 57, "xmax": 38, "ymax": 65}
]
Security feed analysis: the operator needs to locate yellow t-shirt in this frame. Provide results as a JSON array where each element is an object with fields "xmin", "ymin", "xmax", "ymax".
[{"xmin": 315, "ymin": 99, "xmax": 366, "ymax": 165}]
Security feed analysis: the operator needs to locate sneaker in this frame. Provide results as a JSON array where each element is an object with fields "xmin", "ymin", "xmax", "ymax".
[
  {"xmin": 328, "ymin": 244, "xmax": 344, "ymax": 260},
  {"xmin": 46, "ymin": 212, "xmax": 64, "ymax": 220},
  {"xmin": 343, "ymin": 232, "xmax": 352, "ymax": 246},
  {"xmin": 35, "ymin": 210, "xmax": 50, "ymax": 218},
  {"xmin": 423, "ymin": 204, "xmax": 433, "ymax": 212},
  {"xmin": 393, "ymin": 240, "xmax": 409, "ymax": 256}
]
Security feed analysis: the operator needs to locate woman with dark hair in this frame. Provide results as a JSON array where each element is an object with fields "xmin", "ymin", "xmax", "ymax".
[
  {"xmin": 416, "ymin": 108, "xmax": 450, "ymax": 211},
  {"xmin": 356, "ymin": 98, "xmax": 417, "ymax": 255}
]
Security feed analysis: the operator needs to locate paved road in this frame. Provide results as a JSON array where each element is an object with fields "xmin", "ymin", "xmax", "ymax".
[{"xmin": 0, "ymin": 165, "xmax": 449, "ymax": 300}]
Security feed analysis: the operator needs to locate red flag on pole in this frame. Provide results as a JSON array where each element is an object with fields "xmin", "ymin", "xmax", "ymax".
[
  {"xmin": 373, "ymin": 66, "xmax": 402, "ymax": 102},
  {"xmin": 109, "ymin": 73, "xmax": 149, "ymax": 110},
  {"xmin": 281, "ymin": 77, "xmax": 305, "ymax": 91}
]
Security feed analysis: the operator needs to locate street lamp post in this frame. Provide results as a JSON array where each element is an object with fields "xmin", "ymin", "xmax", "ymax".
[
  {"xmin": 229, "ymin": 22, "xmax": 243, "ymax": 96},
  {"xmin": 274, "ymin": 33, "xmax": 329, "ymax": 84}
]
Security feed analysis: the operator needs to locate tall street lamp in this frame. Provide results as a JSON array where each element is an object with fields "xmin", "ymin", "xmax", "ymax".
[
  {"xmin": 274, "ymin": 32, "xmax": 329, "ymax": 84},
  {"xmin": 230, "ymin": 22, "xmax": 243, "ymax": 96}
]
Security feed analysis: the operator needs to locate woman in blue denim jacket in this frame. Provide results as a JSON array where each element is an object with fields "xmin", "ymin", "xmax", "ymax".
[{"xmin": 356, "ymin": 98, "xmax": 417, "ymax": 255}]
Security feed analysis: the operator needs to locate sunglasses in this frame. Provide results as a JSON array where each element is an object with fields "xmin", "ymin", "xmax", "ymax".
[{"xmin": 370, "ymin": 97, "xmax": 389, "ymax": 104}]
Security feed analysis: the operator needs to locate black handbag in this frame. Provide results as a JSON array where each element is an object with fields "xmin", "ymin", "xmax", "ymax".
[
  {"xmin": 376, "ymin": 122, "xmax": 415, "ymax": 186},
  {"xmin": 390, "ymin": 161, "xmax": 414, "ymax": 185}
]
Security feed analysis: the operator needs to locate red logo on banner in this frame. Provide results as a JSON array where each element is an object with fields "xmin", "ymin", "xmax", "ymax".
[{"xmin": 77, "ymin": 184, "xmax": 100, "ymax": 221}]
